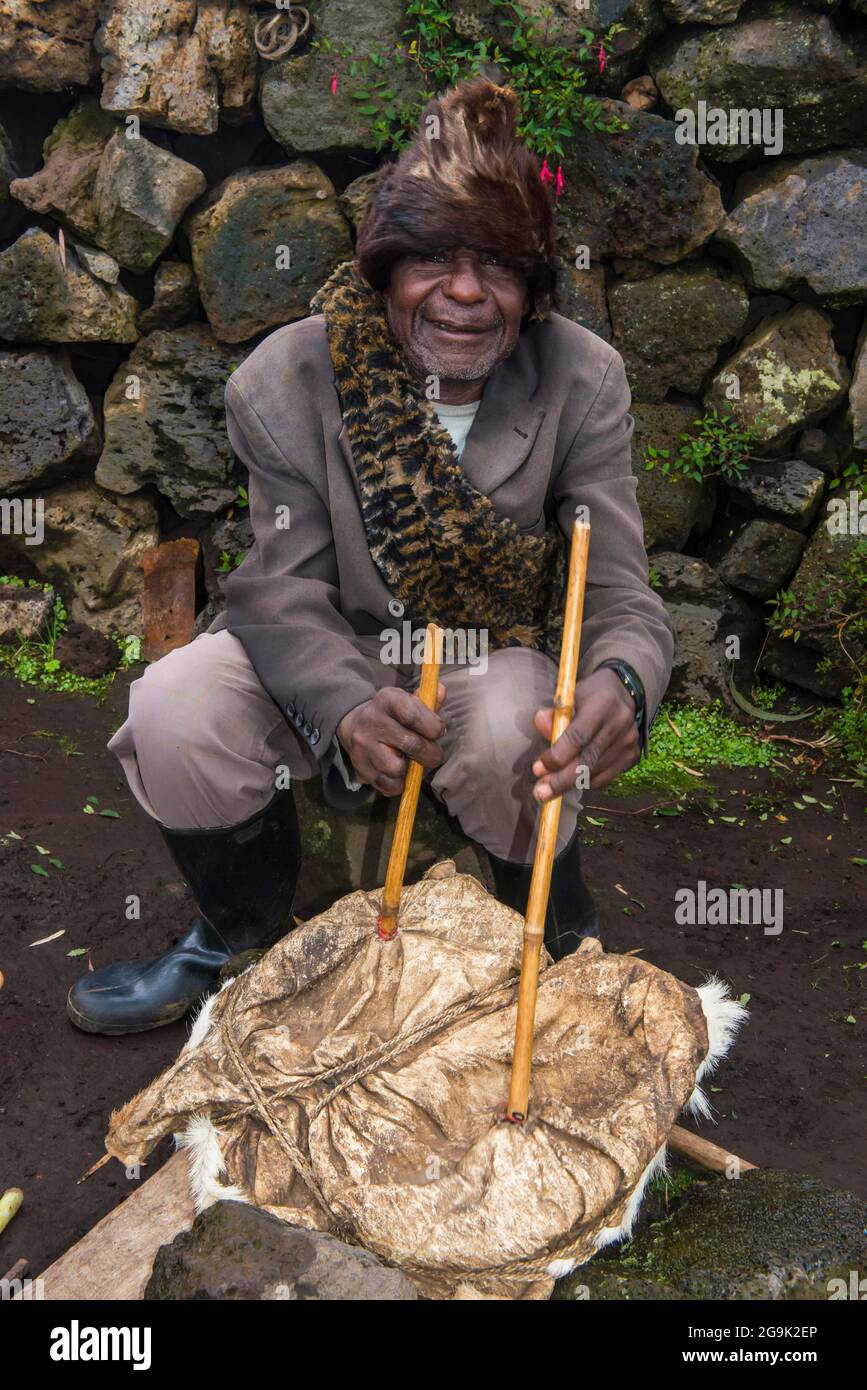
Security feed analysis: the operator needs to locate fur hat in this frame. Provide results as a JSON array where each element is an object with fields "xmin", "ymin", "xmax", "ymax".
[{"xmin": 356, "ymin": 79, "xmax": 559, "ymax": 320}]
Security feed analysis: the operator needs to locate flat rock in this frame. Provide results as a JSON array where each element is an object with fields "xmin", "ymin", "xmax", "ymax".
[
  {"xmin": 703, "ymin": 305, "xmax": 850, "ymax": 449},
  {"xmin": 0, "ymin": 349, "xmax": 100, "ymax": 493},
  {"xmin": 338, "ymin": 171, "xmax": 380, "ymax": 234},
  {"xmin": 717, "ymin": 150, "xmax": 867, "ymax": 308},
  {"xmin": 631, "ymin": 402, "xmax": 706, "ymax": 550},
  {"xmin": 12, "ymin": 107, "xmax": 207, "ymax": 272},
  {"xmin": 557, "ymin": 101, "xmax": 723, "ymax": 266},
  {"xmin": 0, "ymin": 228, "xmax": 139, "ymax": 344},
  {"xmin": 610, "ymin": 264, "xmax": 748, "ymax": 401},
  {"xmin": 146, "ymin": 1201, "xmax": 420, "ymax": 1301},
  {"xmin": 96, "ymin": 326, "xmax": 248, "ymax": 518},
  {"xmin": 98, "ymin": 0, "xmax": 257, "ymax": 136},
  {"xmin": 0, "ymin": 584, "xmax": 54, "ymax": 644},
  {"xmin": 556, "ymin": 1169, "xmax": 867, "ymax": 1299},
  {"xmin": 2, "ymin": 478, "xmax": 159, "ymax": 635},
  {"xmin": 727, "ymin": 460, "xmax": 826, "ymax": 531},
  {"xmin": 138, "ymin": 262, "xmax": 200, "ymax": 333},
  {"xmin": 649, "ymin": 552, "xmax": 729, "ymax": 608},
  {"xmin": 650, "ymin": 3, "xmax": 867, "ymax": 161},
  {"xmin": 0, "ymin": 0, "xmax": 101, "ymax": 91},
  {"xmin": 716, "ymin": 519, "xmax": 807, "ymax": 598},
  {"xmin": 261, "ymin": 0, "xmax": 424, "ymax": 156},
  {"xmin": 185, "ymin": 163, "xmax": 352, "ymax": 343}
]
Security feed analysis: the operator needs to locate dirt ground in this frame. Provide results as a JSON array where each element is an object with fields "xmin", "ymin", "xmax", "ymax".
[{"xmin": 1, "ymin": 670, "xmax": 865, "ymax": 1280}]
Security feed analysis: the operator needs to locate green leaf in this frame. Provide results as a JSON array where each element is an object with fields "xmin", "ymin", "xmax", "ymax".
[
  {"xmin": 67, "ymin": 948, "xmax": 88, "ymax": 958},
  {"xmin": 98, "ymin": 809, "xmax": 120, "ymax": 819},
  {"xmin": 739, "ymin": 993, "xmax": 751, "ymax": 1006},
  {"xmin": 30, "ymin": 863, "xmax": 50, "ymax": 877},
  {"xmin": 851, "ymin": 858, "xmax": 867, "ymax": 867},
  {"xmin": 35, "ymin": 844, "xmax": 50, "ymax": 854},
  {"xmin": 585, "ymin": 816, "xmax": 608, "ymax": 827},
  {"xmin": 49, "ymin": 858, "xmax": 64, "ymax": 869}
]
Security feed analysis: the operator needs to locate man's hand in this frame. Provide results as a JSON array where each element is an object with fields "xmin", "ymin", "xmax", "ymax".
[
  {"xmin": 532, "ymin": 668, "xmax": 639, "ymax": 802},
  {"xmin": 336, "ymin": 684, "xmax": 447, "ymax": 797}
]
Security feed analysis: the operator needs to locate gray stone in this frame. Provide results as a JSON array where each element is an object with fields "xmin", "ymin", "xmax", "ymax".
[
  {"xmin": 664, "ymin": 599, "xmax": 733, "ymax": 706},
  {"xmin": 0, "ymin": 350, "xmax": 100, "ymax": 493},
  {"xmin": 0, "ymin": 584, "xmax": 54, "ymax": 644},
  {"xmin": 261, "ymin": 0, "xmax": 424, "ymax": 156},
  {"xmin": 703, "ymin": 306, "xmax": 850, "ymax": 449},
  {"xmin": 661, "ymin": 0, "xmax": 743, "ymax": 20},
  {"xmin": 0, "ymin": 228, "xmax": 140, "ymax": 344},
  {"xmin": 185, "ymin": 163, "xmax": 353, "ymax": 344},
  {"xmin": 610, "ymin": 264, "xmax": 748, "ymax": 401},
  {"xmin": 556, "ymin": 102, "xmax": 724, "ymax": 266},
  {"xmin": 96, "ymin": 326, "xmax": 248, "ymax": 519},
  {"xmin": 89, "ymin": 132, "xmax": 207, "ymax": 272},
  {"xmin": 0, "ymin": 0, "xmax": 101, "ymax": 92},
  {"xmin": 70, "ymin": 242, "xmax": 119, "ymax": 285},
  {"xmin": 12, "ymin": 110, "xmax": 207, "ymax": 273},
  {"xmin": 3, "ymin": 478, "xmax": 159, "ymax": 635},
  {"xmin": 717, "ymin": 150, "xmax": 867, "ymax": 309},
  {"xmin": 146, "ymin": 1201, "xmax": 420, "ymax": 1301},
  {"xmin": 759, "ymin": 520, "xmax": 867, "ymax": 697},
  {"xmin": 716, "ymin": 519, "xmax": 807, "ymax": 598},
  {"xmin": 556, "ymin": 264, "xmax": 612, "ymax": 343},
  {"xmin": 631, "ymin": 402, "xmax": 706, "ymax": 550},
  {"xmin": 138, "ymin": 262, "xmax": 200, "ymax": 334},
  {"xmin": 847, "ymin": 316, "xmax": 867, "ymax": 457},
  {"xmin": 727, "ymin": 460, "xmax": 826, "ymax": 531},
  {"xmin": 556, "ymin": 1169, "xmax": 867, "ymax": 1300},
  {"xmin": 650, "ymin": 552, "xmax": 730, "ymax": 608},
  {"xmin": 650, "ymin": 3, "xmax": 867, "ymax": 161},
  {"xmin": 98, "ymin": 0, "xmax": 257, "ymax": 136}
]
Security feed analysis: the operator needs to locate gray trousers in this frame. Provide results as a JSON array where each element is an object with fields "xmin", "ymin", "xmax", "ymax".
[{"xmin": 108, "ymin": 629, "xmax": 581, "ymax": 863}]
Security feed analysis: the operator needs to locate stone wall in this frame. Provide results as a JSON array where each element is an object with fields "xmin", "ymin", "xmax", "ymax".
[{"xmin": 0, "ymin": 0, "xmax": 865, "ymax": 703}]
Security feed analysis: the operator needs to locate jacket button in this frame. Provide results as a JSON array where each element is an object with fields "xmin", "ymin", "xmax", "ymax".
[
  {"xmin": 303, "ymin": 721, "xmax": 313, "ymax": 738},
  {"xmin": 287, "ymin": 703, "xmax": 296, "ymax": 719},
  {"xmin": 310, "ymin": 727, "xmax": 320, "ymax": 746}
]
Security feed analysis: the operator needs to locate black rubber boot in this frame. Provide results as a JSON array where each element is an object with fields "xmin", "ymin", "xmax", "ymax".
[
  {"xmin": 487, "ymin": 827, "xmax": 599, "ymax": 961},
  {"xmin": 67, "ymin": 789, "xmax": 302, "ymax": 1035}
]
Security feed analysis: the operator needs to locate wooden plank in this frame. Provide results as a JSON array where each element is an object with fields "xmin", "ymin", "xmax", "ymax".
[
  {"xmin": 670, "ymin": 1123, "xmax": 757, "ymax": 1175},
  {"xmin": 29, "ymin": 1152, "xmax": 195, "ymax": 1301}
]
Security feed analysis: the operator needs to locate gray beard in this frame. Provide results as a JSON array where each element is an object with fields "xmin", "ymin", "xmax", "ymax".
[{"xmin": 401, "ymin": 327, "xmax": 509, "ymax": 385}]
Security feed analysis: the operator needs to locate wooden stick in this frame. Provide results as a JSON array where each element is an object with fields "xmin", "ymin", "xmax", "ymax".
[
  {"xmin": 669, "ymin": 1124, "xmax": 757, "ymax": 1175},
  {"xmin": 506, "ymin": 522, "xmax": 591, "ymax": 1122},
  {"xmin": 377, "ymin": 622, "xmax": 442, "ymax": 940}
]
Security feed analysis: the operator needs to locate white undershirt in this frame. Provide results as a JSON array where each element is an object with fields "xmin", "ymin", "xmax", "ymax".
[{"xmin": 433, "ymin": 400, "xmax": 481, "ymax": 459}]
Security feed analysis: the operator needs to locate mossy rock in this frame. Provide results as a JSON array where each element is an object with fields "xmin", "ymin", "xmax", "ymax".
[{"xmin": 555, "ymin": 1169, "xmax": 867, "ymax": 1300}]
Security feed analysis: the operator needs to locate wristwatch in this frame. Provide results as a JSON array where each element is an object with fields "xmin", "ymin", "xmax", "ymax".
[{"xmin": 596, "ymin": 659, "xmax": 649, "ymax": 758}]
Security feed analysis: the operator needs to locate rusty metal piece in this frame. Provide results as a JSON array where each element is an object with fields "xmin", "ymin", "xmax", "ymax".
[{"xmin": 141, "ymin": 539, "xmax": 199, "ymax": 663}]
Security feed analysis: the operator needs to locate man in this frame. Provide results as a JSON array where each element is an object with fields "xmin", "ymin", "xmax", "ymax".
[{"xmin": 68, "ymin": 80, "xmax": 673, "ymax": 1036}]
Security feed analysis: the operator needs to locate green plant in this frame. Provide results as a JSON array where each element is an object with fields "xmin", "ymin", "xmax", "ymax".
[
  {"xmin": 750, "ymin": 679, "xmax": 785, "ymax": 712},
  {"xmin": 217, "ymin": 549, "xmax": 247, "ymax": 576},
  {"xmin": 617, "ymin": 700, "xmax": 782, "ymax": 794},
  {"xmin": 0, "ymin": 574, "xmax": 133, "ymax": 697},
  {"xmin": 644, "ymin": 409, "xmax": 763, "ymax": 485},
  {"xmin": 318, "ymin": 0, "xmax": 626, "ymax": 158}
]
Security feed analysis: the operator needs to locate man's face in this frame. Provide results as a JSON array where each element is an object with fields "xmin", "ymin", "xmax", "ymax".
[{"xmin": 384, "ymin": 248, "xmax": 530, "ymax": 400}]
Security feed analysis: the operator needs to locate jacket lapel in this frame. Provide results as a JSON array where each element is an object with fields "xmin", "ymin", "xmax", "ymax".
[{"xmin": 459, "ymin": 331, "xmax": 545, "ymax": 497}]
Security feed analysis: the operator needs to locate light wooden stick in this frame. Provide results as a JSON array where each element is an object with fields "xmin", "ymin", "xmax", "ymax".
[
  {"xmin": 506, "ymin": 521, "xmax": 591, "ymax": 1122},
  {"xmin": 668, "ymin": 1124, "xmax": 757, "ymax": 1175},
  {"xmin": 377, "ymin": 622, "xmax": 442, "ymax": 940}
]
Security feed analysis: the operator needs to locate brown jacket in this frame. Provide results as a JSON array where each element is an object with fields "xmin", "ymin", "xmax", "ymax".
[{"xmin": 224, "ymin": 310, "xmax": 674, "ymax": 763}]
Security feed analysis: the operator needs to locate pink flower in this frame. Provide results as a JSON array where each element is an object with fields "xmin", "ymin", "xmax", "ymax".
[
  {"xmin": 540, "ymin": 157, "xmax": 554, "ymax": 184},
  {"xmin": 330, "ymin": 71, "xmax": 338, "ymax": 95},
  {"xmin": 597, "ymin": 43, "xmax": 606, "ymax": 75},
  {"xmin": 555, "ymin": 166, "xmax": 564, "ymax": 200}
]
